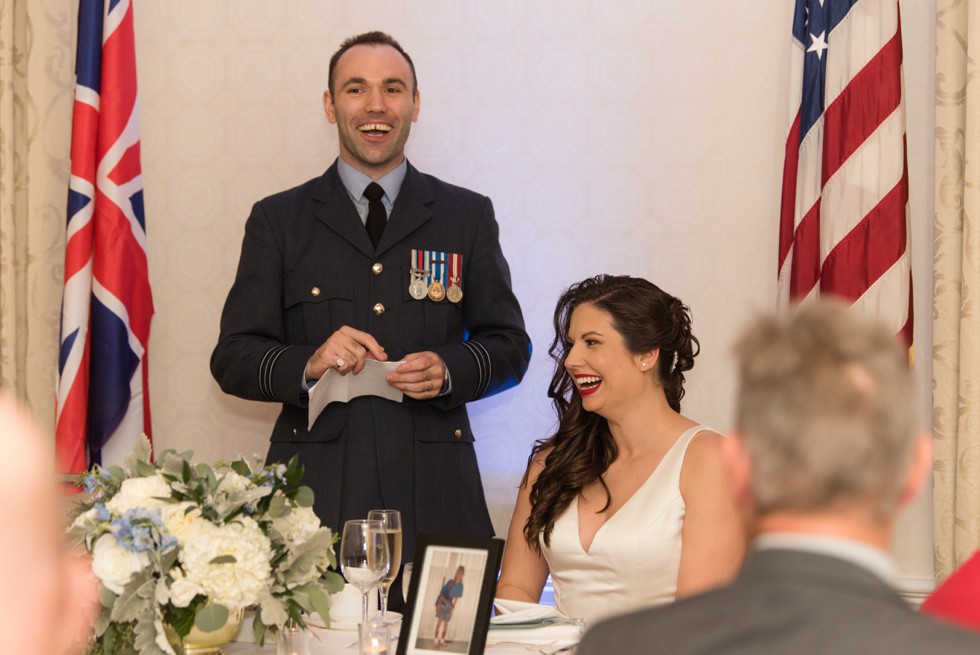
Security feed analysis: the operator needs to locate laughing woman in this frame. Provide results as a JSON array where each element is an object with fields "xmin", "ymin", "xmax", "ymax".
[{"xmin": 496, "ymin": 275, "xmax": 745, "ymax": 625}]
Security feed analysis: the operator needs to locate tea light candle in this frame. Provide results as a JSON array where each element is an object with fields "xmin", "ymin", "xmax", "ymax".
[
  {"xmin": 358, "ymin": 618, "xmax": 390, "ymax": 654},
  {"xmin": 362, "ymin": 636, "xmax": 388, "ymax": 654}
]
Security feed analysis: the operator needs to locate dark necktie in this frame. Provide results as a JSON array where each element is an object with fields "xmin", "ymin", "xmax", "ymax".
[{"xmin": 364, "ymin": 182, "xmax": 387, "ymax": 248}]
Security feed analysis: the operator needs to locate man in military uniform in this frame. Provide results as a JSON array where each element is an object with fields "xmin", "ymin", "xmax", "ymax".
[{"xmin": 211, "ymin": 32, "xmax": 530, "ymax": 569}]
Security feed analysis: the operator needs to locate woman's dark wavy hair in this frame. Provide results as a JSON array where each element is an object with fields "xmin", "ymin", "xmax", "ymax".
[{"xmin": 522, "ymin": 274, "xmax": 699, "ymax": 550}]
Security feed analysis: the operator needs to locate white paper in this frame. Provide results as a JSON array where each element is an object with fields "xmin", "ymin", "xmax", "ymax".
[{"xmin": 307, "ymin": 359, "xmax": 404, "ymax": 430}]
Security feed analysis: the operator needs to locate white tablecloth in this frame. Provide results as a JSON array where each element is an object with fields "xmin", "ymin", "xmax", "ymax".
[{"xmin": 223, "ymin": 623, "xmax": 579, "ymax": 654}]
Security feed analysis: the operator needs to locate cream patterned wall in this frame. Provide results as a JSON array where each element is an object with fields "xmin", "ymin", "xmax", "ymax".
[{"xmin": 125, "ymin": 1, "xmax": 935, "ymax": 586}]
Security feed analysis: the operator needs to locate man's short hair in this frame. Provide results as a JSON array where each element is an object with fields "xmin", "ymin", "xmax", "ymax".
[
  {"xmin": 733, "ymin": 301, "xmax": 916, "ymax": 520},
  {"xmin": 328, "ymin": 31, "xmax": 418, "ymax": 95}
]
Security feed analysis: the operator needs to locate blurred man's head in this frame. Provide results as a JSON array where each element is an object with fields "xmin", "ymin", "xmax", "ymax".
[
  {"xmin": 0, "ymin": 393, "xmax": 95, "ymax": 653},
  {"xmin": 728, "ymin": 301, "xmax": 928, "ymax": 529}
]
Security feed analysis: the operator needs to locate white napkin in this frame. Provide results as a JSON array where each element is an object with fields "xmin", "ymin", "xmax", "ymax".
[
  {"xmin": 308, "ymin": 359, "xmax": 403, "ymax": 429},
  {"xmin": 487, "ymin": 599, "xmax": 583, "ymax": 647},
  {"xmin": 491, "ymin": 599, "xmax": 568, "ymax": 625}
]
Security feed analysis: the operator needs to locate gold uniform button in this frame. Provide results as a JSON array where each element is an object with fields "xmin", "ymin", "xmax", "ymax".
[
  {"xmin": 372, "ymin": 262, "xmax": 384, "ymax": 275},
  {"xmin": 373, "ymin": 303, "xmax": 386, "ymax": 315},
  {"xmin": 454, "ymin": 429, "xmax": 462, "ymax": 439},
  {"xmin": 311, "ymin": 286, "xmax": 321, "ymax": 297}
]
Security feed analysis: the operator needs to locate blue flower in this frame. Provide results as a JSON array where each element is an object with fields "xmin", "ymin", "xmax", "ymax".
[
  {"xmin": 94, "ymin": 502, "xmax": 110, "ymax": 522},
  {"xmin": 110, "ymin": 508, "xmax": 175, "ymax": 554}
]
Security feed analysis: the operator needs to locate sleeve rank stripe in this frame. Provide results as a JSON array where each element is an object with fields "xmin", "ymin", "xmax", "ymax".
[
  {"xmin": 258, "ymin": 345, "xmax": 290, "ymax": 401},
  {"xmin": 462, "ymin": 339, "xmax": 492, "ymax": 400}
]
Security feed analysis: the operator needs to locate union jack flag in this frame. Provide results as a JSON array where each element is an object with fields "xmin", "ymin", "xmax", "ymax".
[
  {"xmin": 56, "ymin": 0, "xmax": 153, "ymax": 473},
  {"xmin": 778, "ymin": 0, "xmax": 913, "ymax": 349}
]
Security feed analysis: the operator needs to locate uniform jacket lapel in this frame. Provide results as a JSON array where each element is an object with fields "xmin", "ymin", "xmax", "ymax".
[
  {"xmin": 376, "ymin": 163, "xmax": 434, "ymax": 255},
  {"xmin": 311, "ymin": 164, "xmax": 375, "ymax": 258}
]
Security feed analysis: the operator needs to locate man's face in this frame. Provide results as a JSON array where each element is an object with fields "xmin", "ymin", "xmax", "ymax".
[{"xmin": 324, "ymin": 44, "xmax": 420, "ymax": 179}]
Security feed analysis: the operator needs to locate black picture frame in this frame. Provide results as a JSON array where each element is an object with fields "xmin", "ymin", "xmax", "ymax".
[{"xmin": 397, "ymin": 534, "xmax": 504, "ymax": 655}]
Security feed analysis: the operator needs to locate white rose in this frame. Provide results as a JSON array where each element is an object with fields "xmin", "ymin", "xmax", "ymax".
[
  {"xmin": 160, "ymin": 501, "xmax": 199, "ymax": 539},
  {"xmin": 91, "ymin": 533, "xmax": 150, "ymax": 594},
  {"xmin": 105, "ymin": 475, "xmax": 173, "ymax": 514},
  {"xmin": 169, "ymin": 576, "xmax": 204, "ymax": 608}
]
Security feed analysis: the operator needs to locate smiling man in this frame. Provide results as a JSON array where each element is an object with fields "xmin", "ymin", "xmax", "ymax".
[{"xmin": 211, "ymin": 32, "xmax": 530, "ymax": 596}]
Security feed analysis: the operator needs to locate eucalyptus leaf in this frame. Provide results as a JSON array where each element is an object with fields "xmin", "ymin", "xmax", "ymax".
[
  {"xmin": 231, "ymin": 459, "xmax": 251, "ymax": 477},
  {"xmin": 252, "ymin": 614, "xmax": 267, "ymax": 646},
  {"xmin": 209, "ymin": 554, "xmax": 237, "ymax": 565},
  {"xmin": 293, "ymin": 485, "xmax": 315, "ymax": 508},
  {"xmin": 308, "ymin": 585, "xmax": 332, "ymax": 625},
  {"xmin": 194, "ymin": 601, "xmax": 230, "ymax": 633},
  {"xmin": 268, "ymin": 495, "xmax": 287, "ymax": 518},
  {"xmin": 323, "ymin": 570, "xmax": 345, "ymax": 594},
  {"xmin": 99, "ymin": 584, "xmax": 118, "ymax": 609}
]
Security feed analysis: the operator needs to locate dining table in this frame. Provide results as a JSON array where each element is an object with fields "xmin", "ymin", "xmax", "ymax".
[{"xmin": 222, "ymin": 617, "xmax": 579, "ymax": 655}]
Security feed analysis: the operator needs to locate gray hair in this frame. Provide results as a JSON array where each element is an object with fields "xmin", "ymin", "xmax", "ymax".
[{"xmin": 733, "ymin": 301, "xmax": 916, "ymax": 521}]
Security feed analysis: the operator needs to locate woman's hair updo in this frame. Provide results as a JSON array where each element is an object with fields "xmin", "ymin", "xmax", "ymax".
[{"xmin": 548, "ymin": 274, "xmax": 699, "ymax": 412}]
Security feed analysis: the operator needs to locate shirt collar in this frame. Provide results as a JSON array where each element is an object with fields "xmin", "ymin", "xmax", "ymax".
[
  {"xmin": 336, "ymin": 157, "xmax": 408, "ymax": 204},
  {"xmin": 754, "ymin": 532, "xmax": 897, "ymax": 585}
]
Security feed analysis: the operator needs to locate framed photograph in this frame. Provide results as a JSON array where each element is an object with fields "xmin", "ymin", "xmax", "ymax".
[{"xmin": 397, "ymin": 534, "xmax": 504, "ymax": 655}]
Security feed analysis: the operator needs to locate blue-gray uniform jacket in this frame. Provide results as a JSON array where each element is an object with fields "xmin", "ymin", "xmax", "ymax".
[{"xmin": 211, "ymin": 161, "xmax": 531, "ymax": 561}]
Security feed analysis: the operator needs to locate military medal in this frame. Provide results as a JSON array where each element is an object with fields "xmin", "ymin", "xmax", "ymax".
[
  {"xmin": 428, "ymin": 279, "xmax": 446, "ymax": 302},
  {"xmin": 447, "ymin": 252, "xmax": 463, "ymax": 303},
  {"xmin": 409, "ymin": 250, "xmax": 429, "ymax": 299},
  {"xmin": 409, "ymin": 271, "xmax": 428, "ymax": 300},
  {"xmin": 428, "ymin": 253, "xmax": 447, "ymax": 302}
]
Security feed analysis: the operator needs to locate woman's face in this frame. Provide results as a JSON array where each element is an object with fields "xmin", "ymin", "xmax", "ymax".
[
  {"xmin": 563, "ymin": 303, "xmax": 652, "ymax": 418},
  {"xmin": 454, "ymin": 569, "xmax": 464, "ymax": 582}
]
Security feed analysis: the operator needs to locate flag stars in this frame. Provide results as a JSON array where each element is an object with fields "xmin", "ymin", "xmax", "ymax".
[{"xmin": 808, "ymin": 31, "xmax": 829, "ymax": 59}]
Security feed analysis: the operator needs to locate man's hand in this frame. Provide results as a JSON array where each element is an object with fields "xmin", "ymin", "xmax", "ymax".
[
  {"xmin": 386, "ymin": 351, "xmax": 446, "ymax": 400},
  {"xmin": 305, "ymin": 326, "xmax": 387, "ymax": 381}
]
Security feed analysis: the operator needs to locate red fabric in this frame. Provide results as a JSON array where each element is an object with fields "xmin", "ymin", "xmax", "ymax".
[{"xmin": 921, "ymin": 551, "xmax": 980, "ymax": 632}]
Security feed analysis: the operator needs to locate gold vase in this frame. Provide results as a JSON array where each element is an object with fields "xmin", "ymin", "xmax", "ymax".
[{"xmin": 164, "ymin": 610, "xmax": 244, "ymax": 655}]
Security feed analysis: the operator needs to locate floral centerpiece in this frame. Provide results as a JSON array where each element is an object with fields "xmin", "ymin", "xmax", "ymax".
[{"xmin": 69, "ymin": 438, "xmax": 344, "ymax": 654}]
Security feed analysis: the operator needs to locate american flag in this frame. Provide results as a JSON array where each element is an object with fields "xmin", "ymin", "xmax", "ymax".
[
  {"xmin": 777, "ymin": 0, "xmax": 913, "ymax": 349},
  {"xmin": 56, "ymin": 0, "xmax": 153, "ymax": 473}
]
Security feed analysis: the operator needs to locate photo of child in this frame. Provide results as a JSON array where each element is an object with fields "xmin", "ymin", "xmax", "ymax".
[{"xmin": 408, "ymin": 547, "xmax": 488, "ymax": 654}]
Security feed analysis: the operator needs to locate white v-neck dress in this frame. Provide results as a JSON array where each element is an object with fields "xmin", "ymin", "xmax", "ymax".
[{"xmin": 540, "ymin": 425, "xmax": 710, "ymax": 625}]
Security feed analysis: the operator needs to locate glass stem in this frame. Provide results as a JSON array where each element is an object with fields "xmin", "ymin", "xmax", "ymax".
[
  {"xmin": 380, "ymin": 585, "xmax": 389, "ymax": 620},
  {"xmin": 361, "ymin": 589, "xmax": 369, "ymax": 624}
]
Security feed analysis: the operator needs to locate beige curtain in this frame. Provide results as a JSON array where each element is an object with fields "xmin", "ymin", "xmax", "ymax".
[
  {"xmin": 0, "ymin": 0, "xmax": 74, "ymax": 433},
  {"xmin": 933, "ymin": 0, "xmax": 980, "ymax": 581}
]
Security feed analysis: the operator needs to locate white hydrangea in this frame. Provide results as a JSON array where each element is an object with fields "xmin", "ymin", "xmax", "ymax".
[
  {"xmin": 271, "ymin": 505, "xmax": 322, "ymax": 549},
  {"xmin": 91, "ymin": 533, "xmax": 150, "ymax": 594},
  {"xmin": 178, "ymin": 515, "xmax": 271, "ymax": 611},
  {"xmin": 106, "ymin": 474, "xmax": 173, "ymax": 514}
]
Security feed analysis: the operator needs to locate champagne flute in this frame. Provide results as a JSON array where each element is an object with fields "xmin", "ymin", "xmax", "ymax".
[
  {"xmin": 340, "ymin": 519, "xmax": 390, "ymax": 624},
  {"xmin": 368, "ymin": 509, "xmax": 402, "ymax": 622}
]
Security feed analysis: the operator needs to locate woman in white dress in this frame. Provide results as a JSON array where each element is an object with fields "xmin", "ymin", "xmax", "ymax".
[{"xmin": 496, "ymin": 275, "xmax": 745, "ymax": 626}]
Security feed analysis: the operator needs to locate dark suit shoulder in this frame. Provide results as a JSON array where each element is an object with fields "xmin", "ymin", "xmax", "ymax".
[
  {"xmin": 412, "ymin": 169, "xmax": 489, "ymax": 203},
  {"xmin": 579, "ymin": 567, "xmax": 980, "ymax": 655}
]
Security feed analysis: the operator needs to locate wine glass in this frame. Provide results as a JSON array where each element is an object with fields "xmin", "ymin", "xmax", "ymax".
[
  {"xmin": 367, "ymin": 509, "xmax": 402, "ymax": 622},
  {"xmin": 340, "ymin": 519, "xmax": 389, "ymax": 624}
]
